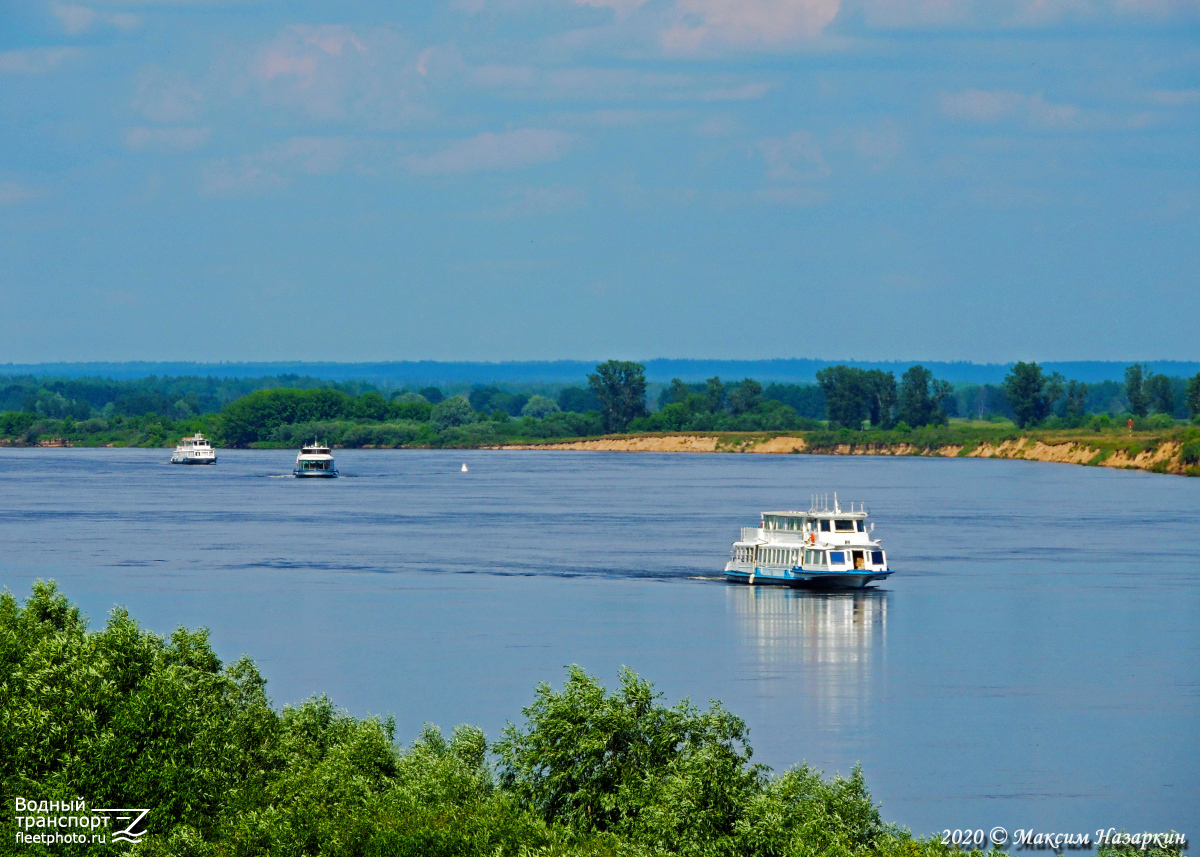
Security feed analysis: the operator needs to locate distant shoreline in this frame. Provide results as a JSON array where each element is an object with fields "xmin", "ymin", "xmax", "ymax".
[{"xmin": 7, "ymin": 430, "xmax": 1196, "ymax": 477}]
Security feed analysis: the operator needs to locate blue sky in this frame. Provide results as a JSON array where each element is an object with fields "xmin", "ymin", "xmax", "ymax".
[{"xmin": 2, "ymin": 0, "xmax": 1198, "ymax": 363}]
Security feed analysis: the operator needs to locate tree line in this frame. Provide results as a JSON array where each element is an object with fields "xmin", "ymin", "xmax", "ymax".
[{"xmin": 2, "ymin": 361, "xmax": 1198, "ymax": 447}]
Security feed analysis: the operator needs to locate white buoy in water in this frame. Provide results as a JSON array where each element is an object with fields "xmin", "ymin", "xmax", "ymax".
[{"xmin": 461, "ymin": 462, "xmax": 468, "ymax": 472}]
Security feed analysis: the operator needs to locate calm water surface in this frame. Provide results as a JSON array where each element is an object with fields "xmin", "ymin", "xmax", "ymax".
[{"xmin": 1, "ymin": 448, "xmax": 1197, "ymax": 837}]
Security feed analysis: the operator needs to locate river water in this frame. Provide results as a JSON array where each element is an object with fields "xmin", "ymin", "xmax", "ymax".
[{"xmin": 1, "ymin": 448, "xmax": 1196, "ymax": 838}]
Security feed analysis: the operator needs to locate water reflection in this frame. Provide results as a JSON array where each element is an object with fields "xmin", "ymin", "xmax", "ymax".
[{"xmin": 728, "ymin": 585, "xmax": 887, "ymax": 730}]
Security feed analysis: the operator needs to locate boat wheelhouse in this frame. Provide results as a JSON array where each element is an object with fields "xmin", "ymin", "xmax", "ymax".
[
  {"xmin": 170, "ymin": 433, "xmax": 217, "ymax": 465},
  {"xmin": 724, "ymin": 494, "xmax": 892, "ymax": 589},
  {"xmin": 293, "ymin": 442, "xmax": 338, "ymax": 478}
]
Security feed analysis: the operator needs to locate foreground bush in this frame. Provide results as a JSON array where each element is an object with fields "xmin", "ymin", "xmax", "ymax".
[{"xmin": 2, "ymin": 583, "xmax": 1185, "ymax": 857}]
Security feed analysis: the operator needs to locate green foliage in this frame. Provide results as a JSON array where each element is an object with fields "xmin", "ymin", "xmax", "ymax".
[
  {"xmin": 496, "ymin": 666, "xmax": 762, "ymax": 840},
  {"xmin": 2, "ymin": 585, "xmax": 983, "ymax": 857},
  {"xmin": 1185, "ymin": 374, "xmax": 1200, "ymax": 420},
  {"xmin": 1063, "ymin": 379, "xmax": 1089, "ymax": 426},
  {"xmin": 588, "ymin": 361, "xmax": 648, "ymax": 433},
  {"xmin": 898, "ymin": 366, "xmax": 951, "ymax": 428},
  {"xmin": 762, "ymin": 382, "xmax": 825, "ymax": 420},
  {"xmin": 1181, "ymin": 440, "xmax": 1200, "ymax": 466},
  {"xmin": 816, "ymin": 366, "xmax": 868, "ymax": 430},
  {"xmin": 522, "ymin": 395, "xmax": 561, "ymax": 419},
  {"xmin": 431, "ymin": 396, "xmax": 476, "ymax": 431},
  {"xmin": 1003, "ymin": 362, "xmax": 1053, "ymax": 429},
  {"xmin": 556, "ymin": 386, "xmax": 602, "ymax": 414},
  {"xmin": 727, "ymin": 379, "xmax": 764, "ymax": 416},
  {"xmin": 0, "ymin": 411, "xmax": 35, "ymax": 436},
  {"xmin": 1145, "ymin": 374, "xmax": 1174, "ymax": 416},
  {"xmin": 221, "ymin": 388, "xmax": 354, "ymax": 447},
  {"xmin": 1125, "ymin": 364, "xmax": 1149, "ymax": 417}
]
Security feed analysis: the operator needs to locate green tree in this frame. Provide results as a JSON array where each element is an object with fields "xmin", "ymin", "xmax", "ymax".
[
  {"xmin": 430, "ymin": 396, "xmax": 475, "ymax": 431},
  {"xmin": 863, "ymin": 370, "xmax": 897, "ymax": 429},
  {"xmin": 898, "ymin": 365, "xmax": 950, "ymax": 428},
  {"xmin": 1187, "ymin": 373, "xmax": 1200, "ymax": 421},
  {"xmin": 221, "ymin": 388, "xmax": 352, "ymax": 446},
  {"xmin": 726, "ymin": 378, "xmax": 763, "ymax": 416},
  {"xmin": 1124, "ymin": 364, "xmax": 1149, "ymax": 417},
  {"xmin": 1002, "ymin": 361, "xmax": 1054, "ymax": 428},
  {"xmin": 815, "ymin": 366, "xmax": 868, "ymax": 430},
  {"xmin": 1064, "ymin": 379, "xmax": 1089, "ymax": 425},
  {"xmin": 521, "ymin": 395, "xmax": 561, "ymax": 419},
  {"xmin": 556, "ymin": 386, "xmax": 602, "ymax": 413},
  {"xmin": 704, "ymin": 376, "xmax": 725, "ymax": 413},
  {"xmin": 495, "ymin": 665, "xmax": 762, "ymax": 839},
  {"xmin": 1044, "ymin": 372, "xmax": 1066, "ymax": 414},
  {"xmin": 588, "ymin": 361, "xmax": 648, "ymax": 432},
  {"xmin": 660, "ymin": 378, "xmax": 691, "ymax": 409},
  {"xmin": 1145, "ymin": 373, "xmax": 1174, "ymax": 416}
]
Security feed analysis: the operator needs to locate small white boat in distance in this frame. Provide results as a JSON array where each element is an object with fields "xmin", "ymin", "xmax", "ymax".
[
  {"xmin": 725, "ymin": 494, "xmax": 892, "ymax": 589},
  {"xmin": 294, "ymin": 442, "xmax": 338, "ymax": 478},
  {"xmin": 171, "ymin": 433, "xmax": 216, "ymax": 465}
]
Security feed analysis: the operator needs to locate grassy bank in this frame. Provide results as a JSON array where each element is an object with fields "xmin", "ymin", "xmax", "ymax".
[{"xmin": 2, "ymin": 582, "xmax": 1186, "ymax": 857}]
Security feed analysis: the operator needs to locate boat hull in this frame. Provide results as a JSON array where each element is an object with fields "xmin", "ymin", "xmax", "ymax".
[
  {"xmin": 171, "ymin": 457, "xmax": 216, "ymax": 465},
  {"xmin": 293, "ymin": 469, "xmax": 338, "ymax": 478},
  {"xmin": 724, "ymin": 566, "xmax": 892, "ymax": 590}
]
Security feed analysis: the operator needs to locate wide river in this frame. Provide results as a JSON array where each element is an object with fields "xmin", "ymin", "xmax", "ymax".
[{"xmin": 1, "ymin": 449, "xmax": 1196, "ymax": 839}]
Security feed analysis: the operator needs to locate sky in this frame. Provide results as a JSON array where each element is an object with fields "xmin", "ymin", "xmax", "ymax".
[{"xmin": 1, "ymin": 0, "xmax": 1198, "ymax": 364}]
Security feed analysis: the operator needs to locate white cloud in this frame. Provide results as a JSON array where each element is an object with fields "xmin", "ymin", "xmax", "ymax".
[
  {"xmin": 852, "ymin": 0, "xmax": 1200, "ymax": 29},
  {"xmin": 408, "ymin": 129, "xmax": 575, "ymax": 175},
  {"xmin": 0, "ymin": 48, "xmax": 80, "ymax": 74},
  {"xmin": 202, "ymin": 136, "xmax": 357, "ymax": 196},
  {"xmin": 663, "ymin": 0, "xmax": 841, "ymax": 50},
  {"xmin": 0, "ymin": 182, "xmax": 46, "ymax": 205},
  {"xmin": 247, "ymin": 25, "xmax": 428, "ymax": 127},
  {"xmin": 575, "ymin": 0, "xmax": 651, "ymax": 13},
  {"xmin": 849, "ymin": 125, "xmax": 904, "ymax": 167},
  {"xmin": 125, "ymin": 126, "xmax": 212, "ymax": 152},
  {"xmin": 53, "ymin": 4, "xmax": 141, "ymax": 34},
  {"xmin": 754, "ymin": 186, "xmax": 829, "ymax": 205},
  {"xmin": 939, "ymin": 89, "xmax": 1085, "ymax": 129},
  {"xmin": 479, "ymin": 185, "xmax": 586, "ymax": 218},
  {"xmin": 1148, "ymin": 89, "xmax": 1200, "ymax": 106},
  {"xmin": 54, "ymin": 5, "xmax": 98, "ymax": 34},
  {"xmin": 939, "ymin": 89, "xmax": 1026, "ymax": 122},
  {"xmin": 758, "ymin": 130, "xmax": 830, "ymax": 181},
  {"xmin": 133, "ymin": 65, "xmax": 204, "ymax": 123}
]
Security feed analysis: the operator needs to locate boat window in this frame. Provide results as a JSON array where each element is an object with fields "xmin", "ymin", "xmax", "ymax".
[
  {"xmin": 871, "ymin": 551, "xmax": 884, "ymax": 565},
  {"xmin": 830, "ymin": 551, "xmax": 845, "ymax": 564},
  {"xmin": 819, "ymin": 519, "xmax": 831, "ymax": 532},
  {"xmin": 834, "ymin": 520, "xmax": 855, "ymax": 532},
  {"xmin": 856, "ymin": 520, "xmax": 865, "ymax": 532}
]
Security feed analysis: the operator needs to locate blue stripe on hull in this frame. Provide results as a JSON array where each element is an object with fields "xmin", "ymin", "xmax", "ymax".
[{"xmin": 725, "ymin": 567, "xmax": 892, "ymax": 590}]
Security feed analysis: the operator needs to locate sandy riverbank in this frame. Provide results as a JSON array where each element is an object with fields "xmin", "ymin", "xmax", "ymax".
[{"xmin": 499, "ymin": 434, "xmax": 1192, "ymax": 476}]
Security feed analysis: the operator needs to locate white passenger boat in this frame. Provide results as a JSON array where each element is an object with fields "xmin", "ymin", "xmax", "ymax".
[
  {"xmin": 293, "ymin": 442, "xmax": 338, "ymax": 478},
  {"xmin": 725, "ymin": 494, "xmax": 892, "ymax": 589},
  {"xmin": 170, "ymin": 433, "xmax": 217, "ymax": 465}
]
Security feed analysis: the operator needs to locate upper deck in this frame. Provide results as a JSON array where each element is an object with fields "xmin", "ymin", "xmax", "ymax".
[{"xmin": 738, "ymin": 495, "xmax": 877, "ymax": 548}]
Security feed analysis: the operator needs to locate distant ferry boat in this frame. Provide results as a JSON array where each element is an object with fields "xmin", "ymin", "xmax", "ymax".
[
  {"xmin": 170, "ymin": 434, "xmax": 216, "ymax": 465},
  {"xmin": 725, "ymin": 494, "xmax": 892, "ymax": 589},
  {"xmin": 294, "ymin": 442, "xmax": 338, "ymax": 478}
]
